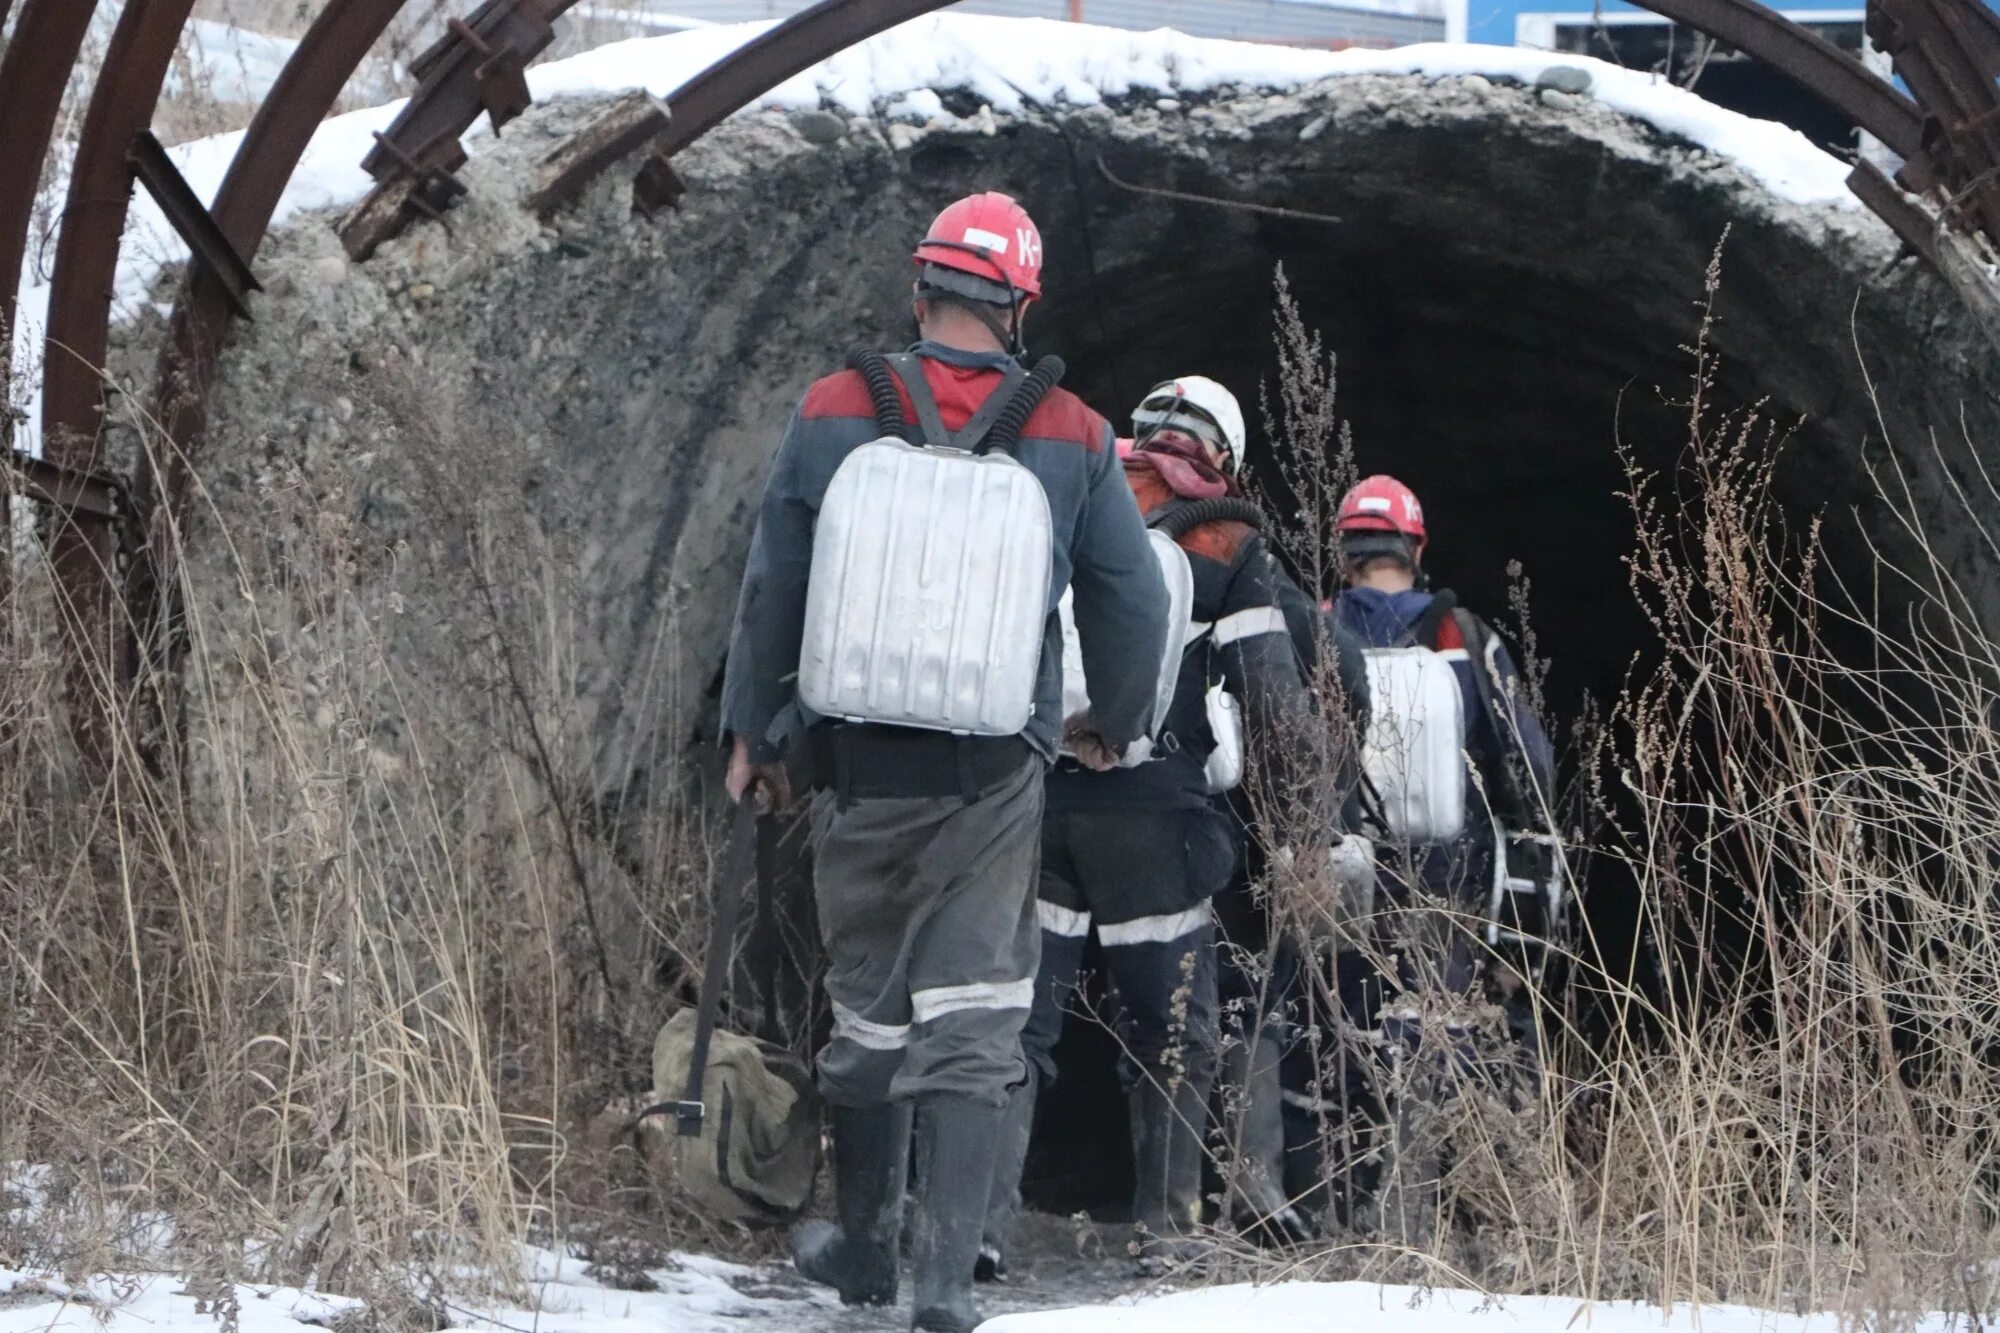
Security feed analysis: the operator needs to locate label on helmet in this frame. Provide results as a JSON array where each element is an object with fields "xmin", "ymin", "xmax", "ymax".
[
  {"xmin": 1357, "ymin": 496, "xmax": 1392, "ymax": 513},
  {"xmin": 962, "ymin": 226, "xmax": 1010, "ymax": 255},
  {"xmin": 1017, "ymin": 226, "xmax": 1042, "ymax": 269}
]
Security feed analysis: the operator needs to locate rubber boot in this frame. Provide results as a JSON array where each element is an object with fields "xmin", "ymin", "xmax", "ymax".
[
  {"xmin": 910, "ymin": 1096, "xmax": 1004, "ymax": 1333},
  {"xmin": 1128, "ymin": 1069, "xmax": 1215, "ymax": 1273},
  {"xmin": 1225, "ymin": 1030, "xmax": 1312, "ymax": 1244},
  {"xmin": 976, "ymin": 1067, "xmax": 1038, "ymax": 1283},
  {"xmin": 792, "ymin": 1101, "xmax": 913, "ymax": 1307}
]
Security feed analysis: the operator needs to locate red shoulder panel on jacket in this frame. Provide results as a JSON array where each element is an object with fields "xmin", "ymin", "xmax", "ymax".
[
  {"xmin": 1021, "ymin": 385, "xmax": 1106, "ymax": 451},
  {"xmin": 1434, "ymin": 614, "xmax": 1467, "ymax": 651},
  {"xmin": 800, "ymin": 369, "xmax": 879, "ymax": 421},
  {"xmin": 1181, "ymin": 520, "xmax": 1253, "ymax": 565}
]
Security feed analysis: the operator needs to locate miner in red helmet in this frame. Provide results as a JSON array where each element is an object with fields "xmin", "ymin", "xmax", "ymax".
[
  {"xmin": 1312, "ymin": 474, "xmax": 1555, "ymax": 1240},
  {"xmin": 719, "ymin": 192, "xmax": 1168, "ymax": 1330}
]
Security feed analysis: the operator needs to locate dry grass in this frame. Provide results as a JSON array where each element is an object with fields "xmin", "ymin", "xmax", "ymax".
[{"xmin": 0, "ymin": 365, "xmax": 728, "ymax": 1313}]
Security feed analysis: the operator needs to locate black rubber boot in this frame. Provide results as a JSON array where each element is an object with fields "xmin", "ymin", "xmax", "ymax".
[
  {"xmin": 976, "ymin": 1068, "xmax": 1038, "ymax": 1282},
  {"xmin": 792, "ymin": 1101, "xmax": 913, "ymax": 1307},
  {"xmin": 1129, "ymin": 1069, "xmax": 1216, "ymax": 1273},
  {"xmin": 910, "ymin": 1096, "xmax": 1004, "ymax": 1332},
  {"xmin": 1225, "ymin": 1029, "xmax": 1312, "ymax": 1244}
]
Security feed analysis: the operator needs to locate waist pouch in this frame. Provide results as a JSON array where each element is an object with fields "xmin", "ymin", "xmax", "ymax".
[{"xmin": 809, "ymin": 724, "xmax": 1034, "ymax": 804}]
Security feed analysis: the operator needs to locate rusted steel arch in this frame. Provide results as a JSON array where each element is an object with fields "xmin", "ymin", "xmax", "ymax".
[
  {"xmin": 131, "ymin": 0, "xmax": 419, "ymax": 700},
  {"xmin": 0, "ymin": 0, "xmax": 101, "ymax": 388},
  {"xmin": 0, "ymin": 0, "xmax": 103, "ymax": 635},
  {"xmin": 655, "ymin": 0, "xmax": 953, "ymax": 155},
  {"xmin": 30, "ymin": 0, "xmax": 209, "ymax": 761},
  {"xmin": 1645, "ymin": 0, "xmax": 1922, "ymax": 156}
]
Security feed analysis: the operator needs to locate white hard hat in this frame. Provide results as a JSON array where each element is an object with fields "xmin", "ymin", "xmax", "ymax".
[{"xmin": 1132, "ymin": 376, "xmax": 1248, "ymax": 474}]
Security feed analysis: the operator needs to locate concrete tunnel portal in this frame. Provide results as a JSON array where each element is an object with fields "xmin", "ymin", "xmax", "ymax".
[{"xmin": 176, "ymin": 63, "xmax": 2000, "ymax": 1216}]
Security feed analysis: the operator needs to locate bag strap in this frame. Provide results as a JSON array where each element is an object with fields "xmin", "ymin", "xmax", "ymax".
[
  {"xmin": 1406, "ymin": 588, "xmax": 1459, "ymax": 649},
  {"xmin": 673, "ymin": 796, "xmax": 757, "ymax": 1137},
  {"xmin": 754, "ymin": 810, "xmax": 782, "ymax": 1047},
  {"xmin": 885, "ymin": 352, "xmax": 1026, "ymax": 454},
  {"xmin": 1451, "ymin": 608, "xmax": 1540, "ymax": 828}
]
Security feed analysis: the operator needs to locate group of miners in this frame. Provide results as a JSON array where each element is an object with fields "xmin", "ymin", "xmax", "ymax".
[{"xmin": 718, "ymin": 191, "xmax": 1559, "ymax": 1332}]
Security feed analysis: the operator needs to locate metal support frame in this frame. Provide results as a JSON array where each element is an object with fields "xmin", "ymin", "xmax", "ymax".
[
  {"xmin": 6, "ymin": 451, "xmax": 128, "ymax": 524},
  {"xmin": 527, "ymin": 91, "xmax": 674, "ymax": 219},
  {"xmin": 2, "ymin": 0, "xmax": 1998, "ymax": 767},
  {"xmin": 129, "ymin": 132, "xmax": 264, "ymax": 320}
]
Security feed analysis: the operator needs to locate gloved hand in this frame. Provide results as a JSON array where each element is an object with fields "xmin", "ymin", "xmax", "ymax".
[
  {"xmin": 1060, "ymin": 712, "xmax": 1122, "ymax": 773},
  {"xmin": 1329, "ymin": 832, "xmax": 1375, "ymax": 898},
  {"xmin": 726, "ymin": 736, "xmax": 795, "ymax": 812}
]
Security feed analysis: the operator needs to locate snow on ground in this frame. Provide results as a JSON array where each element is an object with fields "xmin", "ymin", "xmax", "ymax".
[
  {"xmin": 981, "ymin": 1279, "xmax": 1970, "ymax": 1333},
  {"xmin": 0, "ymin": 1248, "xmax": 833, "ymax": 1333},
  {"xmin": 0, "ymin": 1261, "xmax": 1978, "ymax": 1333},
  {"xmin": 0, "ymin": 1269, "xmax": 358, "ymax": 1333},
  {"xmin": 9, "ymin": 11, "xmax": 1869, "ymax": 454}
]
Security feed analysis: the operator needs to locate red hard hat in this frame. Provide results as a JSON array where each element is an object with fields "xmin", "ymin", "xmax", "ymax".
[
  {"xmin": 912, "ymin": 192, "xmax": 1044, "ymax": 301},
  {"xmin": 1337, "ymin": 474, "xmax": 1427, "ymax": 552}
]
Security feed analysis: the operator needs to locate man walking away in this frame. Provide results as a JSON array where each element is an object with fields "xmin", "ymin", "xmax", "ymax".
[
  {"xmin": 982, "ymin": 375, "xmax": 1320, "ymax": 1276},
  {"xmin": 1328, "ymin": 473, "xmax": 1555, "ymax": 1240},
  {"xmin": 720, "ymin": 192, "xmax": 1168, "ymax": 1333}
]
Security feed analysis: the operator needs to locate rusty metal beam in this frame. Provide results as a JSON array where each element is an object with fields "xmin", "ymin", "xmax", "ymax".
[
  {"xmin": 339, "ymin": 0, "xmax": 577, "ymax": 259},
  {"xmin": 1637, "ymin": 0, "xmax": 1924, "ymax": 159},
  {"xmin": 129, "ymin": 131, "xmax": 263, "ymax": 320},
  {"xmin": 0, "ymin": 0, "xmax": 103, "ymax": 619},
  {"xmin": 138, "ymin": 0, "xmax": 417, "ymax": 707},
  {"xmin": 154, "ymin": 0, "xmax": 414, "ymax": 433},
  {"xmin": 0, "ymin": 0, "xmax": 103, "ymax": 443},
  {"xmin": 1872, "ymin": 0, "xmax": 2000, "ymax": 237},
  {"xmin": 527, "ymin": 91, "xmax": 672, "ymax": 219},
  {"xmin": 1849, "ymin": 158, "xmax": 1943, "ymax": 266},
  {"xmin": 6, "ymin": 450, "xmax": 127, "ymax": 523},
  {"xmin": 31, "ymin": 0, "xmax": 198, "ymax": 763},
  {"xmin": 41, "ymin": 0, "xmax": 201, "ymax": 471},
  {"xmin": 655, "ymin": 0, "xmax": 956, "ymax": 158}
]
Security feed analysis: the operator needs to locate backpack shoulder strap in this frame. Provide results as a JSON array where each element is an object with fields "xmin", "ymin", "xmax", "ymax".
[
  {"xmin": 1408, "ymin": 589, "xmax": 1459, "ymax": 649},
  {"xmin": 885, "ymin": 352, "xmax": 949, "ymax": 448},
  {"xmin": 1450, "ymin": 607, "xmax": 1537, "ymax": 825},
  {"xmin": 884, "ymin": 352, "xmax": 1026, "ymax": 453}
]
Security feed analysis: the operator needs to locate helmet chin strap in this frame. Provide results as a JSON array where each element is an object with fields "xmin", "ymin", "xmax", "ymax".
[{"xmin": 912, "ymin": 290, "xmax": 1027, "ymax": 363}]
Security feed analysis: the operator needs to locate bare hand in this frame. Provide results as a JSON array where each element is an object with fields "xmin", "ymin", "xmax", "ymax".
[
  {"xmin": 1061, "ymin": 712, "xmax": 1121, "ymax": 773},
  {"xmin": 726, "ymin": 736, "xmax": 795, "ymax": 811}
]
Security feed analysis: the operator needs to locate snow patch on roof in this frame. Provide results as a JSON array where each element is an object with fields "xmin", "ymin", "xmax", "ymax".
[{"xmin": 10, "ymin": 12, "xmax": 1867, "ymax": 455}]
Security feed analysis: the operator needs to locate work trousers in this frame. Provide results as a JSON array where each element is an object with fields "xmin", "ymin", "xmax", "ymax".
[
  {"xmin": 808, "ymin": 752, "xmax": 1044, "ymax": 1108},
  {"xmin": 1020, "ymin": 804, "xmax": 1235, "ymax": 1090}
]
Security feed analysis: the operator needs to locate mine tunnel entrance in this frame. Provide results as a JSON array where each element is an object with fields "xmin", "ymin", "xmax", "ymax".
[
  {"xmin": 901, "ymin": 90, "xmax": 1969, "ymax": 1217},
  {"xmin": 194, "ymin": 73, "xmax": 1999, "ymax": 1224}
]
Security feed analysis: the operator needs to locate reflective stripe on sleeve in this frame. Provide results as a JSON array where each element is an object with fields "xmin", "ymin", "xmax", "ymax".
[{"xmin": 1212, "ymin": 605, "xmax": 1289, "ymax": 646}]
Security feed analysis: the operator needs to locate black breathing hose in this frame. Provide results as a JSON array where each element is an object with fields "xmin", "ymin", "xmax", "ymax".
[
  {"xmin": 980, "ymin": 355, "xmax": 1066, "ymax": 455},
  {"xmin": 1149, "ymin": 496, "xmax": 1267, "ymax": 539},
  {"xmin": 847, "ymin": 347, "xmax": 907, "ymax": 438}
]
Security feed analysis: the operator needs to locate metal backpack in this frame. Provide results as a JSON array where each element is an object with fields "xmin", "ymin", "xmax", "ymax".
[
  {"xmin": 1358, "ymin": 594, "xmax": 1470, "ymax": 844},
  {"xmin": 797, "ymin": 350, "xmax": 1065, "ymax": 736},
  {"xmin": 1056, "ymin": 525, "xmax": 1195, "ymax": 767}
]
